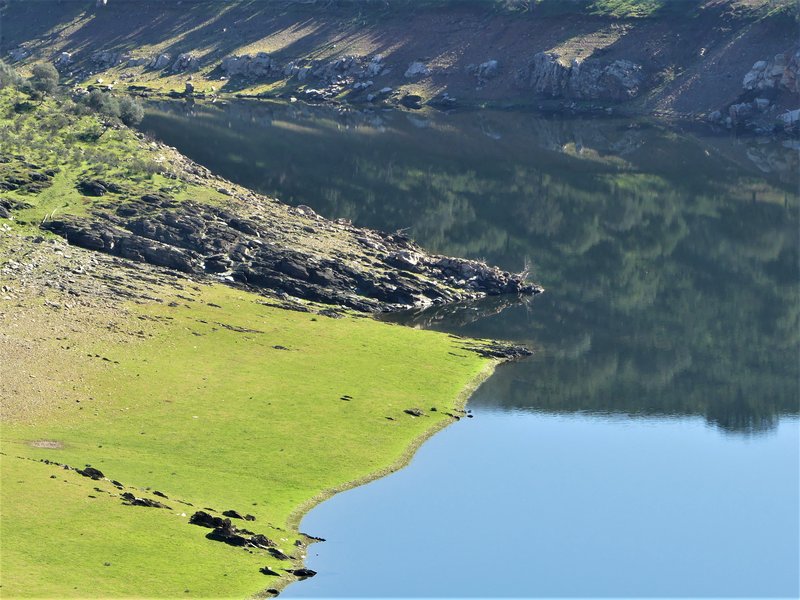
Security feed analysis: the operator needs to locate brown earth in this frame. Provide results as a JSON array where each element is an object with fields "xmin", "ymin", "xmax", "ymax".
[{"xmin": 2, "ymin": 0, "xmax": 797, "ymax": 118}]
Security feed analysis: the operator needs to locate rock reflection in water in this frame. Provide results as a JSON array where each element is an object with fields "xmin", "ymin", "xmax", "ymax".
[{"xmin": 141, "ymin": 100, "xmax": 800, "ymax": 435}]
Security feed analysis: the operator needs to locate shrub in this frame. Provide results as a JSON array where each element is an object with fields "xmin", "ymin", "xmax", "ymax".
[
  {"xmin": 29, "ymin": 63, "xmax": 59, "ymax": 96},
  {"xmin": 85, "ymin": 89, "xmax": 121, "ymax": 118},
  {"xmin": 0, "ymin": 59, "xmax": 24, "ymax": 89},
  {"xmin": 119, "ymin": 95, "xmax": 144, "ymax": 126}
]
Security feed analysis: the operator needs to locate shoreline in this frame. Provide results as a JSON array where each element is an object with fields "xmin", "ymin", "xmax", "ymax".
[
  {"xmin": 273, "ymin": 358, "xmax": 501, "ymax": 597},
  {"xmin": 285, "ymin": 358, "xmax": 500, "ymax": 532},
  {"xmin": 0, "ymin": 82, "xmax": 528, "ymax": 598},
  {"xmin": 4, "ymin": 0, "xmax": 796, "ymax": 135}
]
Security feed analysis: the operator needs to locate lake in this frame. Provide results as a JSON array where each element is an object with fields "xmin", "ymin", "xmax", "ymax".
[{"xmin": 141, "ymin": 100, "xmax": 799, "ymax": 598}]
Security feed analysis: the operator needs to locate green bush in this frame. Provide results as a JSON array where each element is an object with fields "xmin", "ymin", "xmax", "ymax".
[
  {"xmin": 0, "ymin": 59, "xmax": 24, "ymax": 89},
  {"xmin": 119, "ymin": 95, "xmax": 144, "ymax": 126},
  {"xmin": 29, "ymin": 63, "xmax": 59, "ymax": 96}
]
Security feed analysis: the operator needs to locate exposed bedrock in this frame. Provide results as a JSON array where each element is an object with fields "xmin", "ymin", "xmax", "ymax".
[
  {"xmin": 516, "ymin": 52, "xmax": 644, "ymax": 101},
  {"xmin": 42, "ymin": 193, "xmax": 541, "ymax": 312}
]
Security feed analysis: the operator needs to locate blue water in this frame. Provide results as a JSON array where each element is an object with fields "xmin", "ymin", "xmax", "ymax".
[
  {"xmin": 141, "ymin": 100, "xmax": 800, "ymax": 598},
  {"xmin": 284, "ymin": 408, "xmax": 798, "ymax": 598}
]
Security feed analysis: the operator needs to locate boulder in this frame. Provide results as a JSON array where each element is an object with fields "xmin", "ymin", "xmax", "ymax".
[
  {"xmin": 743, "ymin": 49, "xmax": 800, "ymax": 94},
  {"xmin": 77, "ymin": 180, "xmax": 107, "ymax": 196},
  {"xmin": 221, "ymin": 53, "xmax": 274, "ymax": 78},
  {"xmin": 729, "ymin": 102, "xmax": 754, "ymax": 123},
  {"xmin": 404, "ymin": 61, "xmax": 430, "ymax": 79},
  {"xmin": 519, "ymin": 52, "xmax": 570, "ymax": 96},
  {"xmin": 55, "ymin": 52, "xmax": 72, "ymax": 67},
  {"xmin": 171, "ymin": 53, "xmax": 197, "ymax": 72},
  {"xmin": 250, "ymin": 534, "xmax": 276, "ymax": 549},
  {"xmin": 150, "ymin": 53, "xmax": 172, "ymax": 70},
  {"xmin": 121, "ymin": 492, "xmax": 171, "ymax": 509},
  {"xmin": 778, "ymin": 108, "xmax": 800, "ymax": 132},
  {"xmin": 267, "ymin": 548, "xmax": 291, "ymax": 560},
  {"xmin": 286, "ymin": 569, "xmax": 316, "ymax": 579},
  {"xmin": 206, "ymin": 519, "xmax": 249, "ymax": 546},
  {"xmin": 474, "ymin": 59, "xmax": 500, "ymax": 80},
  {"xmin": 76, "ymin": 466, "xmax": 104, "ymax": 480},
  {"xmin": 366, "ymin": 55, "xmax": 384, "ymax": 76},
  {"xmin": 518, "ymin": 52, "xmax": 643, "ymax": 100},
  {"xmin": 189, "ymin": 510, "xmax": 226, "ymax": 528},
  {"xmin": 92, "ymin": 50, "xmax": 128, "ymax": 68},
  {"xmin": 9, "ymin": 46, "xmax": 30, "ymax": 62}
]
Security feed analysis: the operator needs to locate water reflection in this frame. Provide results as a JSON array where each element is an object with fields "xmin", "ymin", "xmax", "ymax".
[{"xmin": 141, "ymin": 100, "xmax": 800, "ymax": 434}]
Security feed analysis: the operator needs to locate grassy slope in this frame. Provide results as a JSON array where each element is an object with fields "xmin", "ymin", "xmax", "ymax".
[
  {"xmin": 0, "ymin": 88, "xmax": 496, "ymax": 596},
  {"xmin": 2, "ymin": 282, "xmax": 493, "ymax": 597}
]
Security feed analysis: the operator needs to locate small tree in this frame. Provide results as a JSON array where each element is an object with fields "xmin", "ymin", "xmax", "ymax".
[
  {"xmin": 119, "ymin": 95, "xmax": 144, "ymax": 126},
  {"xmin": 85, "ymin": 88, "xmax": 120, "ymax": 118},
  {"xmin": 29, "ymin": 63, "xmax": 59, "ymax": 96},
  {"xmin": 0, "ymin": 59, "xmax": 24, "ymax": 89}
]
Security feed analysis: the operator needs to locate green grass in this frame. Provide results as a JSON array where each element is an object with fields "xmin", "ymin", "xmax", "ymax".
[
  {"xmin": 0, "ymin": 81, "xmax": 498, "ymax": 598},
  {"xmin": 0, "ymin": 87, "xmax": 231, "ymax": 224},
  {"xmin": 1, "ymin": 275, "xmax": 494, "ymax": 598}
]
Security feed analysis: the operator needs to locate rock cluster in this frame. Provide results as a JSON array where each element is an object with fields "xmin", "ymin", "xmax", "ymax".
[
  {"xmin": 92, "ymin": 49, "xmax": 130, "ymax": 68},
  {"xmin": 41, "ymin": 187, "xmax": 539, "ymax": 313},
  {"xmin": 710, "ymin": 48, "xmax": 799, "ymax": 133},
  {"xmin": 404, "ymin": 61, "xmax": 430, "ymax": 79},
  {"xmin": 221, "ymin": 52, "xmax": 275, "ymax": 78},
  {"xmin": 742, "ymin": 49, "xmax": 800, "ymax": 95},
  {"xmin": 517, "ymin": 52, "xmax": 644, "ymax": 101},
  {"xmin": 466, "ymin": 59, "xmax": 500, "ymax": 85}
]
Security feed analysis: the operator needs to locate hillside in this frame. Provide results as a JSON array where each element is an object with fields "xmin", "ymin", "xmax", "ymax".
[
  {"xmin": 2, "ymin": 0, "xmax": 798, "ymax": 122},
  {"xmin": 0, "ymin": 69, "xmax": 534, "ymax": 597}
]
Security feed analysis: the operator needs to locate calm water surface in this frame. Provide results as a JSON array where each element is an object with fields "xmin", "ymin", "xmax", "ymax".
[{"xmin": 141, "ymin": 101, "xmax": 799, "ymax": 597}]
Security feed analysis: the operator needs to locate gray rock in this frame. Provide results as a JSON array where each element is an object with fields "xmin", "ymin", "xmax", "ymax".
[
  {"xmin": 366, "ymin": 55, "xmax": 384, "ymax": 76},
  {"xmin": 221, "ymin": 53, "xmax": 274, "ymax": 78},
  {"xmin": 518, "ymin": 52, "xmax": 643, "ymax": 100},
  {"xmin": 743, "ymin": 49, "xmax": 800, "ymax": 94},
  {"xmin": 477, "ymin": 59, "xmax": 499, "ymax": 79},
  {"xmin": 150, "ymin": 53, "xmax": 172, "ymax": 70},
  {"xmin": 778, "ymin": 108, "xmax": 800, "ymax": 131},
  {"xmin": 9, "ymin": 47, "xmax": 30, "ymax": 62},
  {"xmin": 171, "ymin": 53, "xmax": 197, "ymax": 72},
  {"xmin": 404, "ymin": 61, "xmax": 430, "ymax": 79},
  {"xmin": 55, "ymin": 52, "xmax": 72, "ymax": 67},
  {"xmin": 729, "ymin": 102, "xmax": 754, "ymax": 123},
  {"xmin": 92, "ymin": 50, "xmax": 127, "ymax": 68}
]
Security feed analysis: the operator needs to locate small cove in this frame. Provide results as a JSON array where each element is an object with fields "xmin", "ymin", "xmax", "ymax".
[{"xmin": 140, "ymin": 101, "xmax": 800, "ymax": 597}]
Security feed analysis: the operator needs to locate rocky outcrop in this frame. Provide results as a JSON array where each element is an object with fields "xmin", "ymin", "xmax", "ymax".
[
  {"xmin": 742, "ymin": 49, "xmax": 800, "ymax": 95},
  {"xmin": 517, "ymin": 52, "xmax": 644, "ymax": 101},
  {"xmin": 221, "ymin": 53, "xmax": 275, "ymax": 78},
  {"xmin": 710, "ymin": 47, "xmax": 799, "ymax": 133},
  {"xmin": 467, "ymin": 60, "xmax": 500, "ymax": 85},
  {"xmin": 92, "ymin": 49, "xmax": 130, "ymax": 68},
  {"xmin": 149, "ymin": 53, "xmax": 172, "ymax": 70},
  {"xmin": 42, "ymin": 192, "xmax": 540, "ymax": 313},
  {"xmin": 404, "ymin": 61, "xmax": 430, "ymax": 79},
  {"xmin": 170, "ymin": 53, "xmax": 198, "ymax": 72}
]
